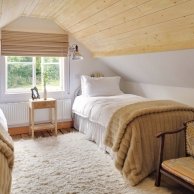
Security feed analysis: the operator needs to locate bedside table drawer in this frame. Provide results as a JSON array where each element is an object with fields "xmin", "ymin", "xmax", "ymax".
[{"xmin": 33, "ymin": 100, "xmax": 56, "ymax": 109}]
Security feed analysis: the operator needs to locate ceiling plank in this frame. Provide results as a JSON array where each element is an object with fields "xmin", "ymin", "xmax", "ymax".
[
  {"xmin": 60, "ymin": 0, "xmax": 119, "ymax": 29},
  {"xmin": 0, "ymin": 0, "xmax": 3, "ymax": 15},
  {"xmin": 88, "ymin": 15, "xmax": 194, "ymax": 56},
  {"xmin": 67, "ymin": 0, "xmax": 150, "ymax": 33},
  {"xmin": 80, "ymin": 0, "xmax": 194, "ymax": 44},
  {"xmin": 22, "ymin": 0, "xmax": 40, "ymax": 16},
  {"xmin": 28, "ymin": 0, "xmax": 54, "ymax": 18},
  {"xmin": 38, "ymin": 0, "xmax": 65, "ymax": 18},
  {"xmin": 55, "ymin": 0, "xmax": 96, "ymax": 25},
  {"xmin": 85, "ymin": 14, "xmax": 194, "ymax": 48},
  {"xmin": 138, "ymin": 0, "xmax": 185, "ymax": 14},
  {"xmin": 0, "ymin": 0, "xmax": 29, "ymax": 28},
  {"xmin": 1, "ymin": 0, "xmax": 194, "ymax": 56},
  {"xmin": 54, "ymin": 0, "xmax": 97, "ymax": 32},
  {"xmin": 73, "ymin": 0, "xmax": 188, "ymax": 39},
  {"xmin": 93, "ymin": 39, "xmax": 194, "ymax": 57}
]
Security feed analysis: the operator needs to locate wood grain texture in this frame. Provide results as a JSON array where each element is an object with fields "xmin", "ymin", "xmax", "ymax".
[
  {"xmin": 8, "ymin": 120, "xmax": 73, "ymax": 136},
  {"xmin": 11, "ymin": 127, "xmax": 75, "ymax": 140},
  {"xmin": 1, "ymin": 0, "xmax": 194, "ymax": 56}
]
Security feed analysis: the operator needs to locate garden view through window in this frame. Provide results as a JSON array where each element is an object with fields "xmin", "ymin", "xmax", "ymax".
[{"xmin": 6, "ymin": 56, "xmax": 64, "ymax": 92}]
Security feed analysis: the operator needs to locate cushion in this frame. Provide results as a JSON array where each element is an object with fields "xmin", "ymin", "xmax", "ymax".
[
  {"xmin": 81, "ymin": 75, "xmax": 123, "ymax": 97},
  {"xmin": 162, "ymin": 157, "xmax": 194, "ymax": 185},
  {"xmin": 186, "ymin": 122, "xmax": 194, "ymax": 157}
]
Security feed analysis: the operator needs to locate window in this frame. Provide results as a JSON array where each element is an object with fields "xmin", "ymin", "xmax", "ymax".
[{"xmin": 6, "ymin": 56, "xmax": 64, "ymax": 93}]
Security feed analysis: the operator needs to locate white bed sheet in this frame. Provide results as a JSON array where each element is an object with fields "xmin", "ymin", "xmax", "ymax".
[
  {"xmin": 0, "ymin": 108, "xmax": 8, "ymax": 132},
  {"xmin": 0, "ymin": 108, "xmax": 12, "ymax": 148},
  {"xmin": 72, "ymin": 94, "xmax": 147, "ymax": 128},
  {"xmin": 74, "ymin": 114, "xmax": 106, "ymax": 149},
  {"xmin": 74, "ymin": 114, "xmax": 113, "ymax": 155},
  {"xmin": 0, "ymin": 108, "xmax": 13, "ymax": 145},
  {"xmin": 73, "ymin": 94, "xmax": 149, "ymax": 155}
]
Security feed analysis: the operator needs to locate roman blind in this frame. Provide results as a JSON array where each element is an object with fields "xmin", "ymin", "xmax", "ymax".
[{"xmin": 1, "ymin": 30, "xmax": 68, "ymax": 56}]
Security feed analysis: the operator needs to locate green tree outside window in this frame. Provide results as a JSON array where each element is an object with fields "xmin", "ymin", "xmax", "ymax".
[{"xmin": 6, "ymin": 56, "xmax": 62, "ymax": 92}]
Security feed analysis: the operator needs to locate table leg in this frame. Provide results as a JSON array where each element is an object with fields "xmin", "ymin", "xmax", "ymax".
[
  {"xmin": 29, "ymin": 107, "xmax": 31, "ymax": 135},
  {"xmin": 54, "ymin": 102, "xmax": 57, "ymax": 136},
  {"xmin": 31, "ymin": 108, "xmax": 34, "ymax": 138}
]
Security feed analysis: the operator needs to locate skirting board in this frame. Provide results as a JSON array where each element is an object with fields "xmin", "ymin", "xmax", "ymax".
[{"xmin": 8, "ymin": 120, "xmax": 73, "ymax": 136}]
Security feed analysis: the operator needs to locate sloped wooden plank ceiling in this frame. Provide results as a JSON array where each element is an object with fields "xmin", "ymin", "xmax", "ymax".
[{"xmin": 0, "ymin": 0, "xmax": 194, "ymax": 56}]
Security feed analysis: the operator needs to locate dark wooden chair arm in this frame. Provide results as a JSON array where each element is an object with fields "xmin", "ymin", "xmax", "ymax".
[
  {"xmin": 155, "ymin": 125, "xmax": 186, "ymax": 186},
  {"xmin": 156, "ymin": 127, "xmax": 186, "ymax": 138},
  {"xmin": 155, "ymin": 120, "xmax": 194, "ymax": 190}
]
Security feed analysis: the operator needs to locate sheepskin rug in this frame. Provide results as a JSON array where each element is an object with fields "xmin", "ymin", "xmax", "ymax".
[{"xmin": 12, "ymin": 132, "xmax": 190, "ymax": 194}]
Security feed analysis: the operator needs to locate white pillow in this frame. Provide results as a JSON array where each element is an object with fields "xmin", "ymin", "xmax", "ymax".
[{"xmin": 81, "ymin": 75, "xmax": 123, "ymax": 97}]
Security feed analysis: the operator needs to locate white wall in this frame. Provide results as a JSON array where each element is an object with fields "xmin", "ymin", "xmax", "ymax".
[
  {"xmin": 99, "ymin": 49, "xmax": 194, "ymax": 106},
  {"xmin": 121, "ymin": 81, "xmax": 194, "ymax": 107},
  {"xmin": 0, "ymin": 17, "xmax": 116, "ymax": 103},
  {"xmin": 0, "ymin": 36, "xmax": 116, "ymax": 103},
  {"xmin": 68, "ymin": 36, "xmax": 117, "ymax": 98},
  {"xmin": 99, "ymin": 49, "xmax": 194, "ymax": 88},
  {"xmin": 0, "ymin": 17, "xmax": 117, "ymax": 126},
  {"xmin": 3, "ymin": 16, "xmax": 65, "ymax": 34}
]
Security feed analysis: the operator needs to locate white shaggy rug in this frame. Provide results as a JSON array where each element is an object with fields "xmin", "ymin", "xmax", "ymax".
[{"xmin": 12, "ymin": 132, "xmax": 191, "ymax": 194}]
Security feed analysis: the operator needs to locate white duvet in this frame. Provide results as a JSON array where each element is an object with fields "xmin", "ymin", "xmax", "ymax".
[
  {"xmin": 0, "ymin": 108, "xmax": 13, "ymax": 149},
  {"xmin": 0, "ymin": 108, "xmax": 8, "ymax": 132},
  {"xmin": 72, "ymin": 94, "xmax": 148, "ymax": 128}
]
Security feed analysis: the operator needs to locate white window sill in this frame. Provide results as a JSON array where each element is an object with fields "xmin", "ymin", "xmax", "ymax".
[{"xmin": 0, "ymin": 90, "xmax": 69, "ymax": 103}]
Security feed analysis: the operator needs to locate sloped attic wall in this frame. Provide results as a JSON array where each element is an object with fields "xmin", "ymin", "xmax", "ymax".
[
  {"xmin": 99, "ymin": 49, "xmax": 194, "ymax": 106},
  {"xmin": 0, "ymin": 17, "xmax": 117, "ymax": 102},
  {"xmin": 68, "ymin": 35, "xmax": 117, "ymax": 97}
]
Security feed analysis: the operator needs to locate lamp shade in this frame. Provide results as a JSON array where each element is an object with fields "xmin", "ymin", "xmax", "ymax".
[
  {"xmin": 69, "ymin": 44, "xmax": 83, "ymax": 60},
  {"xmin": 72, "ymin": 51, "xmax": 83, "ymax": 60}
]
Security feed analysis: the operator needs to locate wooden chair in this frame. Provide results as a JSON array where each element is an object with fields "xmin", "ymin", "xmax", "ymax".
[{"xmin": 155, "ymin": 120, "xmax": 194, "ymax": 192}]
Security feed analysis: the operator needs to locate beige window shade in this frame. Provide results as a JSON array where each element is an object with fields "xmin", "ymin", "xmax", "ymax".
[{"xmin": 1, "ymin": 30, "xmax": 68, "ymax": 56}]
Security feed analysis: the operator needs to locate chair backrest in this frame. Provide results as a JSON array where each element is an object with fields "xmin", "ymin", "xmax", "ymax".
[{"xmin": 186, "ymin": 121, "xmax": 194, "ymax": 156}]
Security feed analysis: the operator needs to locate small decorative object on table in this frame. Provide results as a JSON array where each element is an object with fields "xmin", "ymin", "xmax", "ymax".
[
  {"xmin": 43, "ymin": 72, "xmax": 47, "ymax": 100},
  {"xmin": 31, "ymin": 86, "xmax": 40, "ymax": 100}
]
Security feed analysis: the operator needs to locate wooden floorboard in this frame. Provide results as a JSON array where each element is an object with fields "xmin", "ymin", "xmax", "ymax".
[
  {"xmin": 42, "ymin": 131, "xmax": 51, "ymax": 137},
  {"xmin": 61, "ymin": 128, "xmax": 71, "ymax": 133},
  {"xmin": 59, "ymin": 129, "xmax": 64, "ymax": 134},
  {"xmin": 11, "ymin": 128, "xmax": 76, "ymax": 141}
]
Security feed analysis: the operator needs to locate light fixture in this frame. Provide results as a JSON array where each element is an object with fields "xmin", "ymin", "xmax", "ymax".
[
  {"xmin": 67, "ymin": 44, "xmax": 83, "ymax": 94},
  {"xmin": 69, "ymin": 44, "xmax": 83, "ymax": 60}
]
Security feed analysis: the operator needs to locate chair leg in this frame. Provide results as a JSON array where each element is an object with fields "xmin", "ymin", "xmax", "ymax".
[{"xmin": 155, "ymin": 169, "xmax": 161, "ymax": 186}]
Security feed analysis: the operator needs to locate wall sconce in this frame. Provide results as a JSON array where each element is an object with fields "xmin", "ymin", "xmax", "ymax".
[
  {"xmin": 67, "ymin": 44, "xmax": 83, "ymax": 94},
  {"xmin": 69, "ymin": 44, "xmax": 83, "ymax": 60}
]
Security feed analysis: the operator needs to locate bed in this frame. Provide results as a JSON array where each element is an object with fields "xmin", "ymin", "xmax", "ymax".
[
  {"xmin": 0, "ymin": 108, "xmax": 14, "ymax": 194},
  {"xmin": 72, "ymin": 75, "xmax": 194, "ymax": 186}
]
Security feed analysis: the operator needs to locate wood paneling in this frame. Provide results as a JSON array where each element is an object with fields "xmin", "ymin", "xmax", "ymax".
[{"xmin": 1, "ymin": 0, "xmax": 194, "ymax": 56}]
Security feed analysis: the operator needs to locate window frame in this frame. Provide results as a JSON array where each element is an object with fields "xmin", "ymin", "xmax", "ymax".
[
  {"xmin": 5, "ymin": 56, "xmax": 34, "ymax": 93},
  {"xmin": 5, "ymin": 56, "xmax": 65, "ymax": 94},
  {"xmin": 0, "ymin": 56, "xmax": 68, "ymax": 103}
]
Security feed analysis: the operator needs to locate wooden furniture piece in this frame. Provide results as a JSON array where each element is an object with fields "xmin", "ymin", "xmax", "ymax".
[
  {"xmin": 29, "ymin": 98, "xmax": 57, "ymax": 138},
  {"xmin": 155, "ymin": 120, "xmax": 194, "ymax": 192}
]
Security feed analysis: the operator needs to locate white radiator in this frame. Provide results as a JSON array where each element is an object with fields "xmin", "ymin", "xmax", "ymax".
[{"xmin": 0, "ymin": 99, "xmax": 72, "ymax": 127}]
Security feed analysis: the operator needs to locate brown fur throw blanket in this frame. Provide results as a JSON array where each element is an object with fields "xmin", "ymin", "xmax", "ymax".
[
  {"xmin": 104, "ymin": 100, "xmax": 194, "ymax": 185},
  {"xmin": 0, "ymin": 127, "xmax": 14, "ymax": 194}
]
